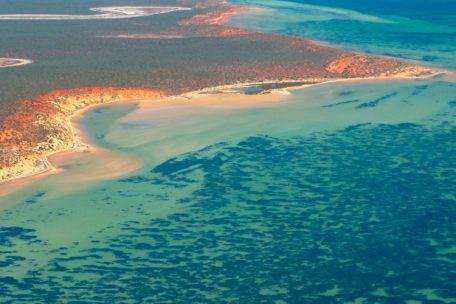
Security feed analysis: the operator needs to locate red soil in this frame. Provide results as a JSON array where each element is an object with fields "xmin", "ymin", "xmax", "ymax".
[
  {"xmin": 0, "ymin": 87, "xmax": 165, "ymax": 167},
  {"xmin": 326, "ymin": 54, "xmax": 404, "ymax": 76},
  {"xmin": 179, "ymin": 2, "xmax": 250, "ymax": 26}
]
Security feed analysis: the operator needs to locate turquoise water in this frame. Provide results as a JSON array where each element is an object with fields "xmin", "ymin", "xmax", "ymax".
[
  {"xmin": 1, "ymin": 1, "xmax": 456, "ymax": 303},
  {"xmin": 229, "ymin": 0, "xmax": 456, "ymax": 69}
]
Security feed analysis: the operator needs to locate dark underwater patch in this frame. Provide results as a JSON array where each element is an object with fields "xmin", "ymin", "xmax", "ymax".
[
  {"xmin": 322, "ymin": 99, "xmax": 360, "ymax": 108},
  {"xmin": 338, "ymin": 90, "xmax": 355, "ymax": 96},
  {"xmin": 0, "ymin": 227, "xmax": 37, "ymax": 246},
  {"xmin": 422, "ymin": 55, "xmax": 439, "ymax": 62},
  {"xmin": 356, "ymin": 92, "xmax": 399, "ymax": 109},
  {"xmin": 24, "ymin": 191, "xmax": 46, "ymax": 205}
]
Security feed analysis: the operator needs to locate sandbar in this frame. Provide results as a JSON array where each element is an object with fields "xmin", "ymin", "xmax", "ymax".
[
  {"xmin": 0, "ymin": 6, "xmax": 190, "ymax": 21},
  {"xmin": 0, "ymin": 58, "xmax": 33, "ymax": 68}
]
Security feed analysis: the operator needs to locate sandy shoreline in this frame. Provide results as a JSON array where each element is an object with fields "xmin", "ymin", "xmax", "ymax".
[
  {"xmin": 0, "ymin": 6, "xmax": 191, "ymax": 21},
  {"xmin": 0, "ymin": 99, "xmax": 145, "ymax": 197},
  {"xmin": 0, "ymin": 58, "xmax": 33, "ymax": 68},
  {"xmin": 0, "ymin": 68, "xmax": 445, "ymax": 195}
]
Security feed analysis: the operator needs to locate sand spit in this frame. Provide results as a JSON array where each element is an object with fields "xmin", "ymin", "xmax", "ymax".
[
  {"xmin": 0, "ymin": 58, "xmax": 33, "ymax": 68},
  {"xmin": 179, "ymin": 67, "xmax": 444, "ymax": 97},
  {"xmin": 0, "ymin": 6, "xmax": 190, "ymax": 21}
]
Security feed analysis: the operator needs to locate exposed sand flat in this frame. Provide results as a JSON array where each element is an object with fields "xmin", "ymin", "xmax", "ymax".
[
  {"xmin": 0, "ymin": 58, "xmax": 33, "ymax": 68},
  {"xmin": 0, "ymin": 6, "xmax": 190, "ymax": 20}
]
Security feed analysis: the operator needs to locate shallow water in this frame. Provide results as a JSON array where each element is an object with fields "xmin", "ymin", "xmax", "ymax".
[
  {"xmin": 1, "ymin": 77, "xmax": 455, "ymax": 302},
  {"xmin": 1, "ymin": 0, "xmax": 455, "ymax": 303}
]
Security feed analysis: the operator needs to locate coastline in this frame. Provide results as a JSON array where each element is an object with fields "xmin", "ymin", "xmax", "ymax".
[
  {"xmin": 0, "ymin": 6, "xmax": 191, "ymax": 21},
  {"xmin": 0, "ymin": 0, "xmax": 454, "ymax": 301},
  {"xmin": 0, "ymin": 0, "xmax": 446, "ymax": 194},
  {"xmin": 0, "ymin": 68, "xmax": 444, "ymax": 193},
  {"xmin": 181, "ymin": 68, "xmax": 445, "ymax": 96},
  {"xmin": 0, "ymin": 88, "xmax": 165, "ymax": 185}
]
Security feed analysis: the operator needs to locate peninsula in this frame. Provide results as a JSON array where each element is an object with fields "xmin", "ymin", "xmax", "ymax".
[{"xmin": 0, "ymin": 0, "xmax": 437, "ymax": 184}]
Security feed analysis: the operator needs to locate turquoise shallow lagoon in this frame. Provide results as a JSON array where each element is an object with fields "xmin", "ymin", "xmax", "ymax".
[{"xmin": 1, "ymin": 0, "xmax": 456, "ymax": 303}]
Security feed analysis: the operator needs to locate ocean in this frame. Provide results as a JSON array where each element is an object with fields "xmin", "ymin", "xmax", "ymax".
[{"xmin": 0, "ymin": 0, "xmax": 455, "ymax": 302}]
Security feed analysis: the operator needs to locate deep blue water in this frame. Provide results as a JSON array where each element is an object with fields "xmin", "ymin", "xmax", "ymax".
[{"xmin": 286, "ymin": 0, "xmax": 456, "ymax": 23}]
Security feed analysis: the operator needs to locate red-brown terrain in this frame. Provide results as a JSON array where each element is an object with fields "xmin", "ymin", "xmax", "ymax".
[{"xmin": 0, "ymin": 88, "xmax": 165, "ymax": 181}]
